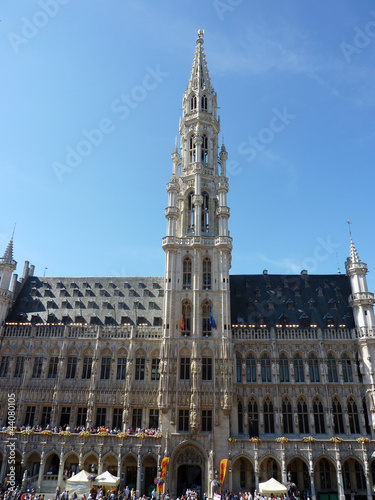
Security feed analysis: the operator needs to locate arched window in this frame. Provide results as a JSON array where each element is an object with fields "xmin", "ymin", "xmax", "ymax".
[
  {"xmin": 332, "ymin": 396, "xmax": 344, "ymax": 434},
  {"xmin": 263, "ymin": 396, "xmax": 274, "ymax": 434},
  {"xmin": 202, "ymin": 301, "xmax": 211, "ymax": 337},
  {"xmin": 279, "ymin": 353, "xmax": 289, "ymax": 382},
  {"xmin": 182, "ymin": 257, "xmax": 192, "ymax": 290},
  {"xmin": 201, "ymin": 135, "xmax": 208, "ymax": 163},
  {"xmin": 202, "ymin": 191, "xmax": 209, "ymax": 232},
  {"xmin": 238, "ymin": 400, "xmax": 243, "ymax": 434},
  {"xmin": 202, "ymin": 257, "xmax": 211, "ymax": 290},
  {"xmin": 341, "ymin": 353, "xmax": 353, "ymax": 382},
  {"xmin": 236, "ymin": 353, "xmax": 242, "ymax": 383},
  {"xmin": 327, "ymin": 353, "xmax": 338, "ymax": 382},
  {"xmin": 282, "ymin": 397, "xmax": 293, "ymax": 434},
  {"xmin": 313, "ymin": 397, "xmax": 325, "ymax": 434},
  {"xmin": 297, "ymin": 397, "xmax": 309, "ymax": 434},
  {"xmin": 181, "ymin": 301, "xmax": 191, "ymax": 336},
  {"xmin": 188, "ymin": 193, "xmax": 194, "ymax": 232},
  {"xmin": 189, "ymin": 136, "xmax": 196, "ymax": 163},
  {"xmin": 246, "ymin": 353, "xmax": 256, "ymax": 382},
  {"xmin": 347, "ymin": 396, "xmax": 360, "ymax": 434},
  {"xmin": 190, "ymin": 95, "xmax": 197, "ymax": 111},
  {"xmin": 308, "ymin": 353, "xmax": 320, "ymax": 382},
  {"xmin": 294, "ymin": 353, "xmax": 304, "ymax": 382},
  {"xmin": 261, "ymin": 353, "xmax": 271, "ymax": 382},
  {"xmin": 248, "ymin": 397, "xmax": 259, "ymax": 437},
  {"xmin": 201, "ymin": 95, "xmax": 207, "ymax": 111}
]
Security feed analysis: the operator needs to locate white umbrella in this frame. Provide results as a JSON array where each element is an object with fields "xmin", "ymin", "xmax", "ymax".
[
  {"xmin": 259, "ymin": 478, "xmax": 287, "ymax": 495},
  {"xmin": 93, "ymin": 471, "xmax": 120, "ymax": 487}
]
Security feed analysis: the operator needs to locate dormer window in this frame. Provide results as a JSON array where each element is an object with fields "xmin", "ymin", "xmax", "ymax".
[{"xmin": 201, "ymin": 95, "xmax": 208, "ymax": 111}]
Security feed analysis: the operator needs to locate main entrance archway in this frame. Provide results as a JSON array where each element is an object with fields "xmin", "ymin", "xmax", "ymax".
[
  {"xmin": 177, "ymin": 465, "xmax": 202, "ymax": 496},
  {"xmin": 172, "ymin": 445, "xmax": 206, "ymax": 498}
]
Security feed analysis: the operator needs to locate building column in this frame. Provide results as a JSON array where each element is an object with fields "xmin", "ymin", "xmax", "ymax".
[
  {"xmin": 98, "ymin": 450, "xmax": 103, "ymax": 475},
  {"xmin": 57, "ymin": 445, "xmax": 65, "ymax": 488},
  {"xmin": 37, "ymin": 448, "xmax": 45, "ymax": 492},
  {"xmin": 136, "ymin": 446, "xmax": 142, "ymax": 498},
  {"xmin": 281, "ymin": 451, "xmax": 286, "ymax": 485},
  {"xmin": 117, "ymin": 446, "xmax": 123, "ymax": 480},
  {"xmin": 335, "ymin": 451, "xmax": 345, "ymax": 500},
  {"xmin": 254, "ymin": 452, "xmax": 259, "ymax": 492},
  {"xmin": 308, "ymin": 452, "xmax": 316, "ymax": 500}
]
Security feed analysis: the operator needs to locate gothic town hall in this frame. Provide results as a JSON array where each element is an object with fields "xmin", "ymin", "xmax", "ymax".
[{"xmin": 1, "ymin": 32, "xmax": 375, "ymax": 500}]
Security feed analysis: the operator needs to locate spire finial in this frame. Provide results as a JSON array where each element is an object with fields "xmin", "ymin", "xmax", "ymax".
[
  {"xmin": 11, "ymin": 223, "xmax": 16, "ymax": 240},
  {"xmin": 347, "ymin": 218, "xmax": 352, "ymax": 236},
  {"xmin": 197, "ymin": 29, "xmax": 204, "ymax": 40}
]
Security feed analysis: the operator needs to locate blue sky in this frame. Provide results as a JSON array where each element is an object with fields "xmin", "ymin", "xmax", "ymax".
[{"xmin": 1, "ymin": 1, "xmax": 375, "ymax": 288}]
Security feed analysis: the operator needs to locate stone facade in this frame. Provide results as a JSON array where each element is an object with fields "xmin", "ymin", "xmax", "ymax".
[{"xmin": 1, "ymin": 31, "xmax": 375, "ymax": 500}]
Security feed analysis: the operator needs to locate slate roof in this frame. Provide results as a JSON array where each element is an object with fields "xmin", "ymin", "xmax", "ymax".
[
  {"xmin": 7, "ymin": 276, "xmax": 164, "ymax": 327},
  {"xmin": 229, "ymin": 273, "xmax": 355, "ymax": 330},
  {"xmin": 8, "ymin": 272, "xmax": 355, "ymax": 331}
]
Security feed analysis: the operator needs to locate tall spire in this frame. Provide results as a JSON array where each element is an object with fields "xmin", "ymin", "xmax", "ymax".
[
  {"xmin": 187, "ymin": 29, "xmax": 212, "ymax": 93},
  {"xmin": 349, "ymin": 236, "xmax": 360, "ymax": 265},
  {"xmin": 2, "ymin": 238, "xmax": 14, "ymax": 264}
]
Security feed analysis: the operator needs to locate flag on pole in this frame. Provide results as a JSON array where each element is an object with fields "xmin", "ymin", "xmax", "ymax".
[
  {"xmin": 220, "ymin": 459, "xmax": 228, "ymax": 483},
  {"xmin": 209, "ymin": 304, "xmax": 217, "ymax": 329}
]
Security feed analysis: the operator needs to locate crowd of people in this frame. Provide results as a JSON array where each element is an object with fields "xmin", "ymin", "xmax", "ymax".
[{"xmin": 0, "ymin": 425, "xmax": 161, "ymax": 436}]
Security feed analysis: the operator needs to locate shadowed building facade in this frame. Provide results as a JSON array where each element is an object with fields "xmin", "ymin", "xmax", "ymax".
[{"xmin": 1, "ymin": 32, "xmax": 375, "ymax": 500}]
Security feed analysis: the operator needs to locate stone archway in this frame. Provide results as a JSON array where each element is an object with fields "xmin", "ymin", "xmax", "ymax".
[
  {"xmin": 287, "ymin": 457, "xmax": 310, "ymax": 494},
  {"xmin": 143, "ymin": 455, "xmax": 157, "ymax": 497},
  {"xmin": 258, "ymin": 456, "xmax": 282, "ymax": 483},
  {"xmin": 314, "ymin": 457, "xmax": 338, "ymax": 497},
  {"xmin": 342, "ymin": 457, "xmax": 367, "ymax": 497},
  {"xmin": 172, "ymin": 445, "xmax": 206, "ymax": 498},
  {"xmin": 232, "ymin": 455, "xmax": 254, "ymax": 493}
]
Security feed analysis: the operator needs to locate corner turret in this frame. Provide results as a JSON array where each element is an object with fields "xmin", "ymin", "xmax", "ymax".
[{"xmin": 0, "ymin": 238, "xmax": 17, "ymax": 324}]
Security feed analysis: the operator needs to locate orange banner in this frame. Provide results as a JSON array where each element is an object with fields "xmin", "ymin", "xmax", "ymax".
[
  {"xmin": 160, "ymin": 457, "xmax": 170, "ymax": 478},
  {"xmin": 220, "ymin": 459, "xmax": 228, "ymax": 483}
]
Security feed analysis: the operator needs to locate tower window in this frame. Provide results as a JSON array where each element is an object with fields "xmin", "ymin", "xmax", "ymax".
[
  {"xmin": 189, "ymin": 137, "xmax": 196, "ymax": 163},
  {"xmin": 188, "ymin": 193, "xmax": 195, "ymax": 232},
  {"xmin": 183, "ymin": 257, "xmax": 192, "ymax": 290},
  {"xmin": 190, "ymin": 95, "xmax": 197, "ymax": 111},
  {"xmin": 201, "ymin": 135, "xmax": 208, "ymax": 163},
  {"xmin": 181, "ymin": 300, "xmax": 192, "ymax": 336},
  {"xmin": 180, "ymin": 357, "xmax": 190, "ymax": 380},
  {"xmin": 201, "ymin": 95, "xmax": 208, "ymax": 111},
  {"xmin": 202, "ymin": 192, "xmax": 209, "ymax": 232},
  {"xmin": 202, "ymin": 357, "xmax": 212, "ymax": 381},
  {"xmin": 203, "ymin": 257, "xmax": 211, "ymax": 290},
  {"xmin": 202, "ymin": 301, "xmax": 212, "ymax": 337}
]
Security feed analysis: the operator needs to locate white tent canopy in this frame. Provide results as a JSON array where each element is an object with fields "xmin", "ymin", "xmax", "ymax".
[
  {"xmin": 259, "ymin": 478, "xmax": 287, "ymax": 495},
  {"xmin": 94, "ymin": 471, "xmax": 120, "ymax": 487},
  {"xmin": 66, "ymin": 470, "xmax": 91, "ymax": 495},
  {"xmin": 66, "ymin": 469, "xmax": 90, "ymax": 487}
]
